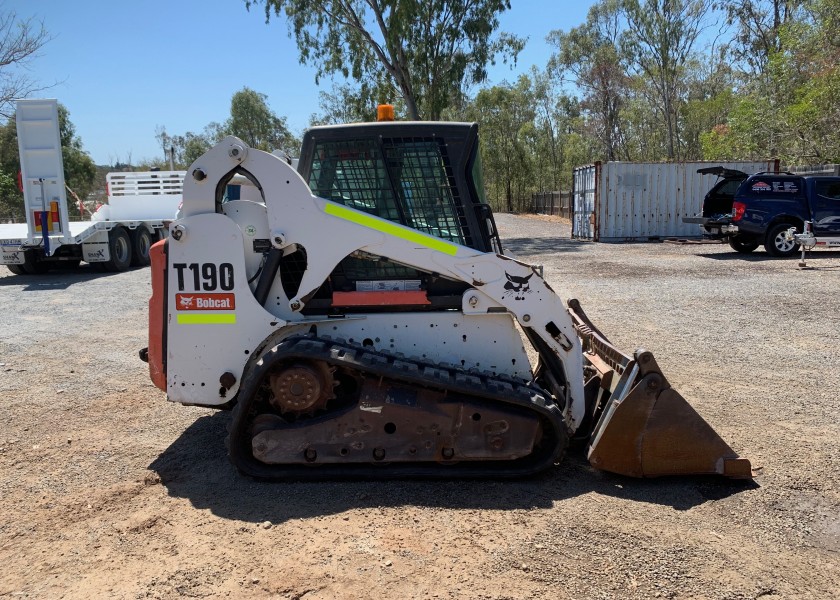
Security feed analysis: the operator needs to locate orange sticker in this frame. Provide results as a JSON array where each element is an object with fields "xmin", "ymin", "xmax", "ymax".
[{"xmin": 176, "ymin": 293, "xmax": 236, "ymax": 311}]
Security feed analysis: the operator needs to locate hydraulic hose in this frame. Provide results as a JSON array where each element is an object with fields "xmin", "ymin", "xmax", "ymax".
[{"xmin": 254, "ymin": 248, "xmax": 283, "ymax": 307}]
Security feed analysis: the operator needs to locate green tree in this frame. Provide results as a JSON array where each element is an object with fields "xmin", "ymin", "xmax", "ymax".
[
  {"xmin": 0, "ymin": 170, "xmax": 20, "ymax": 220},
  {"xmin": 620, "ymin": 0, "xmax": 716, "ymax": 160},
  {"xmin": 155, "ymin": 122, "xmax": 225, "ymax": 169},
  {"xmin": 466, "ymin": 78, "xmax": 535, "ymax": 212},
  {"xmin": 702, "ymin": 0, "xmax": 839, "ymax": 164},
  {"xmin": 309, "ymin": 80, "xmax": 401, "ymax": 125},
  {"xmin": 680, "ymin": 58, "xmax": 736, "ymax": 160},
  {"xmin": 247, "ymin": 0, "xmax": 523, "ymax": 120},
  {"xmin": 769, "ymin": 0, "xmax": 840, "ymax": 162},
  {"xmin": 56, "ymin": 106, "xmax": 96, "ymax": 217},
  {"xmin": 548, "ymin": 0, "xmax": 631, "ymax": 161},
  {"xmin": 0, "ymin": 113, "xmax": 18, "ymax": 182},
  {"xmin": 699, "ymin": 97, "xmax": 770, "ymax": 159},
  {"xmin": 528, "ymin": 67, "xmax": 579, "ymax": 191},
  {"xmin": 227, "ymin": 87, "xmax": 297, "ymax": 153},
  {"xmin": 154, "ymin": 89, "xmax": 298, "ymax": 168},
  {"xmin": 0, "ymin": 104, "xmax": 95, "ymax": 220},
  {"xmin": 182, "ymin": 132, "xmax": 213, "ymax": 167},
  {"xmin": 724, "ymin": 0, "xmax": 802, "ymax": 74}
]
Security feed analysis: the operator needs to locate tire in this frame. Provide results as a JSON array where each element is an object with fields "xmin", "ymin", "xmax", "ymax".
[
  {"xmin": 130, "ymin": 227, "xmax": 153, "ymax": 267},
  {"xmin": 103, "ymin": 227, "xmax": 132, "ymax": 272},
  {"xmin": 764, "ymin": 223, "xmax": 801, "ymax": 257},
  {"xmin": 728, "ymin": 235, "xmax": 759, "ymax": 254},
  {"xmin": 6, "ymin": 264, "xmax": 26, "ymax": 275},
  {"xmin": 21, "ymin": 251, "xmax": 50, "ymax": 274}
]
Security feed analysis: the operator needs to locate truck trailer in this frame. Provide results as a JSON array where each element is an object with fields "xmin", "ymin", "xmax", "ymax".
[{"xmin": 0, "ymin": 99, "xmax": 184, "ymax": 275}]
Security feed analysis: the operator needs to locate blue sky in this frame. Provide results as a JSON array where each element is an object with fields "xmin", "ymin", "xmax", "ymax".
[{"xmin": 11, "ymin": 1, "xmax": 596, "ymax": 164}]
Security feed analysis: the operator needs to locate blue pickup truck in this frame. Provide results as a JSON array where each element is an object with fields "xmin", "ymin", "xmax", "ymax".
[{"xmin": 687, "ymin": 172, "xmax": 840, "ymax": 257}]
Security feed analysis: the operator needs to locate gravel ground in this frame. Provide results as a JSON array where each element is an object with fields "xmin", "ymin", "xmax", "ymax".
[{"xmin": 0, "ymin": 213, "xmax": 838, "ymax": 599}]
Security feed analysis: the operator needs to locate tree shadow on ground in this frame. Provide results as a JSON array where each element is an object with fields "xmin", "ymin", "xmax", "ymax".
[
  {"xmin": 502, "ymin": 237, "xmax": 586, "ymax": 256},
  {"xmin": 149, "ymin": 412, "xmax": 757, "ymax": 525},
  {"xmin": 0, "ymin": 264, "xmax": 131, "ymax": 290}
]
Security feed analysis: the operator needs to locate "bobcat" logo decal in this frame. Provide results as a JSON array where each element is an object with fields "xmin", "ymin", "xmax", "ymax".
[{"xmin": 503, "ymin": 272, "xmax": 533, "ymax": 301}]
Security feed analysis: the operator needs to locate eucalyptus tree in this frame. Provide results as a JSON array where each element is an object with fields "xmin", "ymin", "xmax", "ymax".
[
  {"xmin": 620, "ymin": 0, "xmax": 716, "ymax": 160},
  {"xmin": 228, "ymin": 87, "xmax": 297, "ymax": 154},
  {"xmin": 767, "ymin": 0, "xmax": 840, "ymax": 162},
  {"xmin": 547, "ymin": 0, "xmax": 630, "ymax": 161},
  {"xmin": 724, "ymin": 0, "xmax": 802, "ymax": 74},
  {"xmin": 155, "ymin": 88, "xmax": 297, "ymax": 169},
  {"xmin": 466, "ymin": 78, "xmax": 535, "ymax": 212},
  {"xmin": 246, "ymin": 0, "xmax": 523, "ymax": 120},
  {"xmin": 701, "ymin": 0, "xmax": 839, "ymax": 163}
]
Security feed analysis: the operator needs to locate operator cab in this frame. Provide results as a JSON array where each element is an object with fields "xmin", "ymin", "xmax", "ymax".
[
  {"xmin": 298, "ymin": 121, "xmax": 501, "ymax": 253},
  {"xmin": 289, "ymin": 121, "xmax": 502, "ymax": 314}
]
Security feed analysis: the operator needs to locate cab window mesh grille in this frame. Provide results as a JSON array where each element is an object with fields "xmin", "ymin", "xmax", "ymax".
[
  {"xmin": 308, "ymin": 139, "xmax": 401, "ymax": 221},
  {"xmin": 381, "ymin": 138, "xmax": 467, "ymax": 245},
  {"xmin": 307, "ymin": 135, "xmax": 470, "ymax": 282}
]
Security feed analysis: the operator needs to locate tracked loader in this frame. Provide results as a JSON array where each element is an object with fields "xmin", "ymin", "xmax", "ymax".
[{"xmin": 142, "ymin": 116, "xmax": 751, "ymax": 480}]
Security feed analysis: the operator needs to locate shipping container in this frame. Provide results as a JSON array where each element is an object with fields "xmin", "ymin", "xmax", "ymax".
[{"xmin": 572, "ymin": 160, "xmax": 778, "ymax": 242}]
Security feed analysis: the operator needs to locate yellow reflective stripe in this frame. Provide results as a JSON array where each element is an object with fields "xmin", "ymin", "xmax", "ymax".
[
  {"xmin": 324, "ymin": 203, "xmax": 459, "ymax": 256},
  {"xmin": 177, "ymin": 313, "xmax": 237, "ymax": 325}
]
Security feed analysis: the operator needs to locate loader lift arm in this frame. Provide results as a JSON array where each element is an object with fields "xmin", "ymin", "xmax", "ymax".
[{"xmin": 155, "ymin": 135, "xmax": 751, "ymax": 479}]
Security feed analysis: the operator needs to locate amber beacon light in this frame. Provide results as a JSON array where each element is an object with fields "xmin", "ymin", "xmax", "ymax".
[{"xmin": 377, "ymin": 104, "xmax": 395, "ymax": 121}]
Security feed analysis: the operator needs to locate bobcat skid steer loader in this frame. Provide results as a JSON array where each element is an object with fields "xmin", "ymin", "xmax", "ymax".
[{"xmin": 142, "ymin": 119, "xmax": 751, "ymax": 480}]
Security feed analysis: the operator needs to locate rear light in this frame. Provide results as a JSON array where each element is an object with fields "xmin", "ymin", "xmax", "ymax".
[{"xmin": 732, "ymin": 201, "xmax": 746, "ymax": 221}]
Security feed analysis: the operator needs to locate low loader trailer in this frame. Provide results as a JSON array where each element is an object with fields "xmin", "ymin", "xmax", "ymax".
[{"xmin": 0, "ymin": 99, "xmax": 184, "ymax": 275}]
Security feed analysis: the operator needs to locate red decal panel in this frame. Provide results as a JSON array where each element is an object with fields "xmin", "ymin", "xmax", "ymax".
[
  {"xmin": 332, "ymin": 290, "xmax": 431, "ymax": 307},
  {"xmin": 176, "ymin": 293, "xmax": 236, "ymax": 311}
]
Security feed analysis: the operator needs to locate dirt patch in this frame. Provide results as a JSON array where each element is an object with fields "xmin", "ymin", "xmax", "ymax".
[{"xmin": 1, "ymin": 214, "xmax": 838, "ymax": 599}]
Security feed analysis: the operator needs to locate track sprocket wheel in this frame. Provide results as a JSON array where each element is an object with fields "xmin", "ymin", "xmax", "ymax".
[{"xmin": 267, "ymin": 361, "xmax": 335, "ymax": 417}]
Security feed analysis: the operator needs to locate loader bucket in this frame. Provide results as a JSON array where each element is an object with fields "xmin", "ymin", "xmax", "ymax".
[{"xmin": 568, "ymin": 299, "xmax": 752, "ymax": 479}]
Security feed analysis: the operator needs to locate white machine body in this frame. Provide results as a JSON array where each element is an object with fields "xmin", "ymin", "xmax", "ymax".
[{"xmin": 163, "ymin": 138, "xmax": 587, "ymax": 430}]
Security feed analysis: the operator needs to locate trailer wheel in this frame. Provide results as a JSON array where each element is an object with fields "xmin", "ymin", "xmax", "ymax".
[
  {"xmin": 130, "ymin": 227, "xmax": 152, "ymax": 267},
  {"xmin": 21, "ymin": 251, "xmax": 50, "ymax": 274},
  {"xmin": 6, "ymin": 264, "xmax": 26, "ymax": 275},
  {"xmin": 764, "ymin": 223, "xmax": 800, "ymax": 257},
  {"xmin": 103, "ymin": 227, "xmax": 132, "ymax": 272}
]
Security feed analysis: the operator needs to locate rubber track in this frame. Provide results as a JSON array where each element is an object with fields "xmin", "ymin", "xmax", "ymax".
[{"xmin": 227, "ymin": 335, "xmax": 569, "ymax": 480}]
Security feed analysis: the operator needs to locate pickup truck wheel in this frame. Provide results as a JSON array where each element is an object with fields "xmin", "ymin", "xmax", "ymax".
[
  {"xmin": 130, "ymin": 227, "xmax": 152, "ymax": 267},
  {"xmin": 103, "ymin": 227, "xmax": 132, "ymax": 272},
  {"xmin": 764, "ymin": 223, "xmax": 800, "ymax": 257},
  {"xmin": 728, "ymin": 236, "xmax": 759, "ymax": 253}
]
